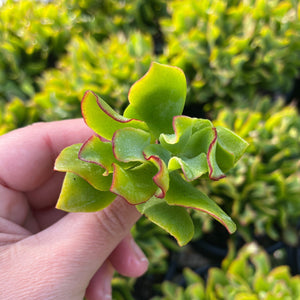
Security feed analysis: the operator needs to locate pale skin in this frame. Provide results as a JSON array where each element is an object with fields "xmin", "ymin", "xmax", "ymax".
[{"xmin": 0, "ymin": 119, "xmax": 148, "ymax": 300}]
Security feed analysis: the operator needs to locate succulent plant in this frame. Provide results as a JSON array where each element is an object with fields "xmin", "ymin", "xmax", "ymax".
[
  {"xmin": 153, "ymin": 243, "xmax": 300, "ymax": 300},
  {"xmin": 54, "ymin": 62, "xmax": 248, "ymax": 246},
  {"xmin": 198, "ymin": 98, "xmax": 300, "ymax": 245}
]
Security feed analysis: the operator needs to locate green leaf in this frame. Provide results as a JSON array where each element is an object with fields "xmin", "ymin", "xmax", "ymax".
[
  {"xmin": 110, "ymin": 163, "xmax": 159, "ymax": 204},
  {"xmin": 55, "ymin": 144, "xmax": 112, "ymax": 191},
  {"xmin": 165, "ymin": 172, "xmax": 236, "ymax": 233},
  {"xmin": 56, "ymin": 173, "xmax": 115, "ymax": 212},
  {"xmin": 168, "ymin": 153, "xmax": 208, "ymax": 181},
  {"xmin": 125, "ymin": 62, "xmax": 187, "ymax": 138},
  {"xmin": 137, "ymin": 197, "xmax": 194, "ymax": 246},
  {"xmin": 79, "ymin": 135, "xmax": 118, "ymax": 175},
  {"xmin": 145, "ymin": 155, "xmax": 169, "ymax": 198},
  {"xmin": 207, "ymin": 127, "xmax": 226, "ymax": 180},
  {"xmin": 160, "ymin": 116, "xmax": 213, "ymax": 155},
  {"xmin": 216, "ymin": 126, "xmax": 249, "ymax": 172},
  {"xmin": 82, "ymin": 90, "xmax": 148, "ymax": 140},
  {"xmin": 112, "ymin": 127, "xmax": 151, "ymax": 162}
]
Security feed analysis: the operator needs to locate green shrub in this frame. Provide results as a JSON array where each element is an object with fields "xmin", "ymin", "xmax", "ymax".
[
  {"xmin": 153, "ymin": 243, "xmax": 300, "ymax": 300},
  {"xmin": 0, "ymin": 0, "xmax": 77, "ymax": 101},
  {"xmin": 160, "ymin": 0, "xmax": 300, "ymax": 107},
  {"xmin": 198, "ymin": 98, "xmax": 300, "ymax": 245},
  {"xmin": 32, "ymin": 32, "xmax": 154, "ymax": 121}
]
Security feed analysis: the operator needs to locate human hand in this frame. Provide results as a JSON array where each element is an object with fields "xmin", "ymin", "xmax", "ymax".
[{"xmin": 0, "ymin": 119, "xmax": 148, "ymax": 300}]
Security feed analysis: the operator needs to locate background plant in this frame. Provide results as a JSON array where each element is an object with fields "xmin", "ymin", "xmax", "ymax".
[
  {"xmin": 160, "ymin": 0, "xmax": 300, "ymax": 108},
  {"xmin": 152, "ymin": 242, "xmax": 300, "ymax": 300},
  {"xmin": 197, "ymin": 97, "xmax": 300, "ymax": 246}
]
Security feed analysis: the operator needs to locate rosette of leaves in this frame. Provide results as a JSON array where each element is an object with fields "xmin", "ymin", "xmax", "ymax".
[
  {"xmin": 198, "ymin": 98, "xmax": 300, "ymax": 245},
  {"xmin": 160, "ymin": 0, "xmax": 300, "ymax": 107},
  {"xmin": 153, "ymin": 243, "xmax": 300, "ymax": 300},
  {"xmin": 54, "ymin": 62, "xmax": 248, "ymax": 246}
]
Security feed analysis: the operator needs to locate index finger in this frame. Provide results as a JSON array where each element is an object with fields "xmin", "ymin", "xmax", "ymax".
[{"xmin": 0, "ymin": 119, "xmax": 93, "ymax": 192}]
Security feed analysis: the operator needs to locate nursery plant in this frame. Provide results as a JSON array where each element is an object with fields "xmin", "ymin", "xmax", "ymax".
[
  {"xmin": 197, "ymin": 98, "xmax": 300, "ymax": 246},
  {"xmin": 33, "ymin": 32, "xmax": 153, "ymax": 122},
  {"xmin": 153, "ymin": 243, "xmax": 300, "ymax": 300},
  {"xmin": 160, "ymin": 0, "xmax": 300, "ymax": 107},
  {"xmin": 54, "ymin": 62, "xmax": 248, "ymax": 246}
]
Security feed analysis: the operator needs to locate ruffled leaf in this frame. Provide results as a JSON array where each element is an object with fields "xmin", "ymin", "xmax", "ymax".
[
  {"xmin": 216, "ymin": 126, "xmax": 249, "ymax": 172},
  {"xmin": 207, "ymin": 128, "xmax": 226, "ymax": 180},
  {"xmin": 168, "ymin": 153, "xmax": 208, "ymax": 181},
  {"xmin": 55, "ymin": 144, "xmax": 112, "ymax": 191},
  {"xmin": 110, "ymin": 163, "xmax": 160, "ymax": 204},
  {"xmin": 56, "ymin": 173, "xmax": 115, "ymax": 212},
  {"xmin": 82, "ymin": 90, "xmax": 148, "ymax": 140},
  {"xmin": 160, "ymin": 116, "xmax": 212, "ymax": 154},
  {"xmin": 137, "ymin": 197, "xmax": 194, "ymax": 246},
  {"xmin": 165, "ymin": 172, "xmax": 236, "ymax": 234},
  {"xmin": 145, "ymin": 155, "xmax": 169, "ymax": 198},
  {"xmin": 125, "ymin": 62, "xmax": 187, "ymax": 138},
  {"xmin": 112, "ymin": 127, "xmax": 151, "ymax": 162}
]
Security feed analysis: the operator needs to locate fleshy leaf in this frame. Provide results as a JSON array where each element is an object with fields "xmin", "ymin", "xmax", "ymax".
[
  {"xmin": 182, "ymin": 126, "xmax": 215, "ymax": 158},
  {"xmin": 207, "ymin": 127, "xmax": 226, "ymax": 180},
  {"xmin": 56, "ymin": 173, "xmax": 115, "ymax": 212},
  {"xmin": 82, "ymin": 90, "xmax": 148, "ymax": 140},
  {"xmin": 165, "ymin": 172, "xmax": 236, "ymax": 234},
  {"xmin": 168, "ymin": 153, "xmax": 208, "ymax": 181},
  {"xmin": 125, "ymin": 62, "xmax": 187, "ymax": 138},
  {"xmin": 110, "ymin": 163, "xmax": 159, "ymax": 204},
  {"xmin": 145, "ymin": 155, "xmax": 169, "ymax": 198},
  {"xmin": 216, "ymin": 126, "xmax": 249, "ymax": 172},
  {"xmin": 160, "ymin": 116, "xmax": 212, "ymax": 154},
  {"xmin": 79, "ymin": 135, "xmax": 117, "ymax": 175},
  {"xmin": 55, "ymin": 144, "xmax": 112, "ymax": 191},
  {"xmin": 137, "ymin": 197, "xmax": 194, "ymax": 246},
  {"xmin": 143, "ymin": 143, "xmax": 172, "ymax": 165},
  {"xmin": 112, "ymin": 127, "xmax": 151, "ymax": 162}
]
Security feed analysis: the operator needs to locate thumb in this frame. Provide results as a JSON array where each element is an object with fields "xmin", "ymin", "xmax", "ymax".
[{"xmin": 4, "ymin": 197, "xmax": 141, "ymax": 299}]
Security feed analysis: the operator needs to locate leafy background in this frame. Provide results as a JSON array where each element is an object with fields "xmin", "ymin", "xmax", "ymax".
[{"xmin": 1, "ymin": 0, "xmax": 299, "ymax": 299}]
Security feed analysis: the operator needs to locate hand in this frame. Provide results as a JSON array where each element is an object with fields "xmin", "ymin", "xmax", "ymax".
[{"xmin": 0, "ymin": 119, "xmax": 148, "ymax": 300}]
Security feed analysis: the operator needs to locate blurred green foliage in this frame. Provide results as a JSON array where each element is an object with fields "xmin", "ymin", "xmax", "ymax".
[
  {"xmin": 160, "ymin": 0, "xmax": 300, "ymax": 107},
  {"xmin": 197, "ymin": 98, "xmax": 300, "ymax": 245},
  {"xmin": 153, "ymin": 243, "xmax": 300, "ymax": 300}
]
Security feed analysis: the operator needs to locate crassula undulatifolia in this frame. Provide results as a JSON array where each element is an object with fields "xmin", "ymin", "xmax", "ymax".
[{"xmin": 54, "ymin": 62, "xmax": 248, "ymax": 246}]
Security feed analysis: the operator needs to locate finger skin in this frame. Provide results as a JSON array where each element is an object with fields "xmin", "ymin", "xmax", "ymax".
[
  {"xmin": 0, "ymin": 120, "xmax": 148, "ymax": 299},
  {"xmin": 0, "ymin": 119, "xmax": 92, "ymax": 193},
  {"xmin": 0, "ymin": 198, "xmax": 143, "ymax": 299}
]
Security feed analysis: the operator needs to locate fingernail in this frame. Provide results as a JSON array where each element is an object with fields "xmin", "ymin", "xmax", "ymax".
[{"xmin": 104, "ymin": 294, "xmax": 112, "ymax": 300}]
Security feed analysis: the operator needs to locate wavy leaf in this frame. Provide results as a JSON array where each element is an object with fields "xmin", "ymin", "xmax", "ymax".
[
  {"xmin": 216, "ymin": 126, "xmax": 249, "ymax": 172},
  {"xmin": 112, "ymin": 127, "xmax": 151, "ymax": 162},
  {"xmin": 82, "ymin": 90, "xmax": 148, "ymax": 140},
  {"xmin": 56, "ymin": 173, "xmax": 115, "ymax": 212},
  {"xmin": 125, "ymin": 62, "xmax": 187, "ymax": 138},
  {"xmin": 137, "ymin": 197, "xmax": 194, "ymax": 246},
  {"xmin": 110, "ymin": 163, "xmax": 159, "ymax": 204},
  {"xmin": 165, "ymin": 172, "xmax": 236, "ymax": 233},
  {"xmin": 55, "ymin": 143, "xmax": 112, "ymax": 191},
  {"xmin": 168, "ymin": 153, "xmax": 208, "ymax": 181},
  {"xmin": 160, "ymin": 116, "xmax": 212, "ymax": 154}
]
